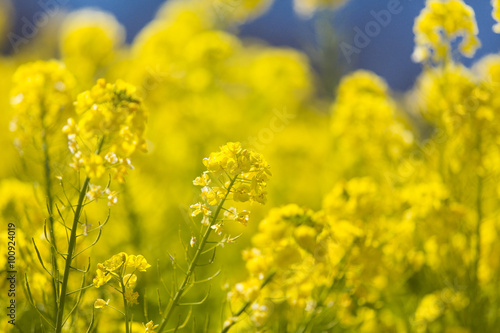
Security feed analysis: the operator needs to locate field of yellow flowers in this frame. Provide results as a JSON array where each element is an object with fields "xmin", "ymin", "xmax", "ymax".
[{"xmin": 2, "ymin": 0, "xmax": 500, "ymax": 332}]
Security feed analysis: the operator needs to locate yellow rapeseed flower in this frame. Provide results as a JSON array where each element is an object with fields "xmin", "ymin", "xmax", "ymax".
[
  {"xmin": 10, "ymin": 60, "xmax": 76, "ymax": 149},
  {"xmin": 190, "ymin": 142, "xmax": 271, "ymax": 236},
  {"xmin": 126, "ymin": 255, "xmax": 151, "ymax": 272},
  {"xmin": 492, "ymin": 0, "xmax": 500, "ymax": 33},
  {"xmin": 65, "ymin": 78, "xmax": 147, "ymax": 183},
  {"xmin": 144, "ymin": 320, "xmax": 159, "ymax": 332},
  {"xmin": 413, "ymin": 0, "xmax": 480, "ymax": 63},
  {"xmin": 59, "ymin": 9, "xmax": 125, "ymax": 84},
  {"xmin": 94, "ymin": 299, "xmax": 109, "ymax": 309}
]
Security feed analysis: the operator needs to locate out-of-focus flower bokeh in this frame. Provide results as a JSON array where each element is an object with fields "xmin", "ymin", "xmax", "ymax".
[{"xmin": 2, "ymin": 0, "xmax": 500, "ymax": 332}]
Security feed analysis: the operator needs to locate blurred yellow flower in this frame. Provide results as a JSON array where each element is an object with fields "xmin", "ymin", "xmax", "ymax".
[
  {"xmin": 94, "ymin": 299, "xmax": 109, "ymax": 309},
  {"xmin": 413, "ymin": 0, "xmax": 480, "ymax": 63},
  {"xmin": 60, "ymin": 8, "xmax": 125, "ymax": 84},
  {"xmin": 492, "ymin": 0, "xmax": 500, "ymax": 32},
  {"xmin": 294, "ymin": 0, "xmax": 348, "ymax": 17},
  {"xmin": 126, "ymin": 254, "xmax": 151, "ymax": 272},
  {"xmin": 10, "ymin": 60, "xmax": 76, "ymax": 149},
  {"xmin": 143, "ymin": 320, "xmax": 159, "ymax": 332}
]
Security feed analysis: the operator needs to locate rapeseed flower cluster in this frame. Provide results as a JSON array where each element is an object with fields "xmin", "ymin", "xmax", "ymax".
[
  {"xmin": 93, "ymin": 253, "xmax": 151, "ymax": 332},
  {"xmin": 227, "ymin": 204, "xmax": 333, "ymax": 330},
  {"xmin": 330, "ymin": 70, "xmax": 413, "ymax": 177},
  {"xmin": 412, "ymin": 0, "xmax": 480, "ymax": 63},
  {"xmin": 191, "ymin": 142, "xmax": 271, "ymax": 235},
  {"xmin": 4, "ymin": 0, "xmax": 500, "ymax": 332},
  {"xmin": 93, "ymin": 253, "xmax": 150, "ymax": 289},
  {"xmin": 10, "ymin": 60, "xmax": 76, "ymax": 151},
  {"xmin": 63, "ymin": 78, "xmax": 147, "ymax": 183}
]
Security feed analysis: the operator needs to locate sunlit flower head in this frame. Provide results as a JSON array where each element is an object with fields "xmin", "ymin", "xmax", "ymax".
[
  {"xmin": 10, "ymin": 60, "xmax": 76, "ymax": 149},
  {"xmin": 190, "ymin": 142, "xmax": 271, "ymax": 237},
  {"xmin": 412, "ymin": 0, "xmax": 480, "ymax": 63},
  {"xmin": 65, "ymin": 78, "xmax": 147, "ymax": 182}
]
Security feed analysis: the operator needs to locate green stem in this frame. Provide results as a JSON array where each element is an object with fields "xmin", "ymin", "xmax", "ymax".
[
  {"xmin": 220, "ymin": 272, "xmax": 275, "ymax": 333},
  {"xmin": 120, "ymin": 276, "xmax": 131, "ymax": 333},
  {"xmin": 41, "ymin": 127, "xmax": 60, "ymax": 315},
  {"xmin": 54, "ymin": 175, "xmax": 90, "ymax": 332},
  {"xmin": 157, "ymin": 176, "xmax": 238, "ymax": 333},
  {"xmin": 55, "ymin": 138, "xmax": 104, "ymax": 333}
]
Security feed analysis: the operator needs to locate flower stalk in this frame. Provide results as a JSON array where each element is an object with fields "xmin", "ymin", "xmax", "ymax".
[
  {"xmin": 157, "ymin": 176, "xmax": 238, "ymax": 332},
  {"xmin": 55, "ymin": 138, "xmax": 104, "ymax": 333}
]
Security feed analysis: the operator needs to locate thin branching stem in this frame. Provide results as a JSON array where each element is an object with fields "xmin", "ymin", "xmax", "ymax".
[
  {"xmin": 120, "ymin": 275, "xmax": 131, "ymax": 333},
  {"xmin": 157, "ymin": 176, "xmax": 238, "ymax": 333},
  {"xmin": 220, "ymin": 272, "xmax": 275, "ymax": 333},
  {"xmin": 40, "ymin": 113, "xmax": 60, "ymax": 314},
  {"xmin": 54, "ymin": 175, "xmax": 91, "ymax": 332},
  {"xmin": 55, "ymin": 137, "xmax": 104, "ymax": 333}
]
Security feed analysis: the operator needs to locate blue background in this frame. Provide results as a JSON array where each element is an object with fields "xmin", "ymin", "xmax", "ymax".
[{"xmin": 7, "ymin": 0, "xmax": 500, "ymax": 92}]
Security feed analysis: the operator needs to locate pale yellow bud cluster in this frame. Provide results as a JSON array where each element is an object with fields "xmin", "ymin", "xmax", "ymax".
[
  {"xmin": 93, "ymin": 252, "xmax": 151, "ymax": 307},
  {"xmin": 190, "ymin": 142, "xmax": 271, "ymax": 236},
  {"xmin": 63, "ymin": 78, "xmax": 147, "ymax": 183}
]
